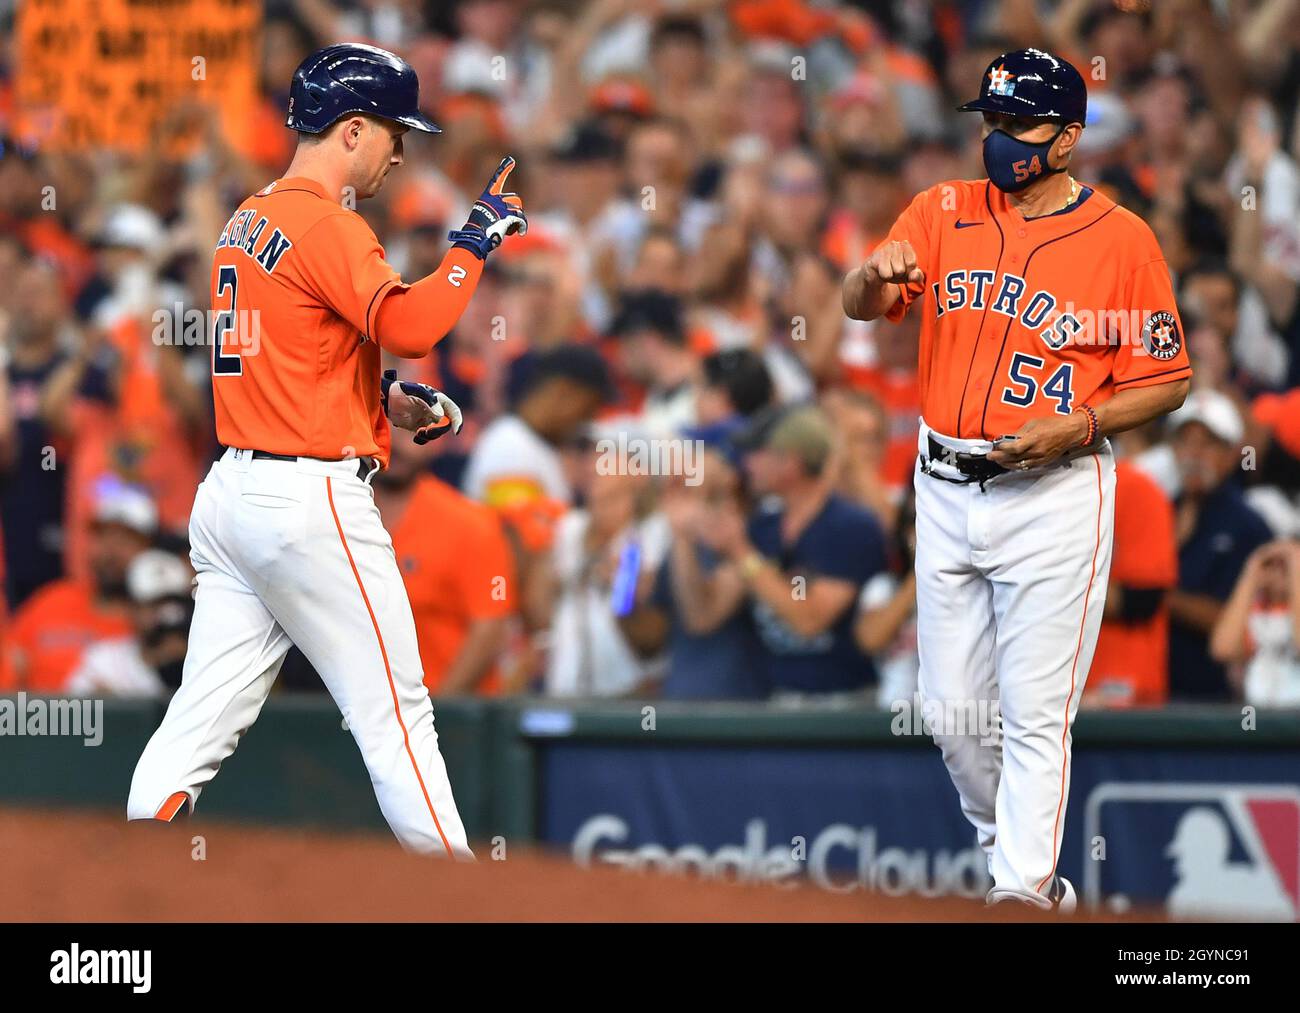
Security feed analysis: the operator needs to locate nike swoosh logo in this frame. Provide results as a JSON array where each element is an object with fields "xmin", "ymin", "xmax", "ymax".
[{"xmin": 955, "ymin": 220, "xmax": 982, "ymax": 229}]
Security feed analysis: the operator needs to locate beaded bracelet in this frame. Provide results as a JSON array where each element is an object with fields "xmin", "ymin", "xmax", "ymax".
[{"xmin": 1074, "ymin": 403, "xmax": 1099, "ymax": 448}]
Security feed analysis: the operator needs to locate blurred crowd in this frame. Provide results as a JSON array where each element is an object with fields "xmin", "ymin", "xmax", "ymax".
[{"xmin": 3, "ymin": 0, "xmax": 1300, "ymax": 709}]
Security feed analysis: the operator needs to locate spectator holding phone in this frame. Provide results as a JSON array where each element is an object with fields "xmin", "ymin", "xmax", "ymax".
[
  {"xmin": 542, "ymin": 466, "xmax": 668, "ymax": 697},
  {"xmin": 1210, "ymin": 538, "xmax": 1300, "ymax": 707}
]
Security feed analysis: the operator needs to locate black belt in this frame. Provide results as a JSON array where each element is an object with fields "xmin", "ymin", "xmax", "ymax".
[
  {"xmin": 250, "ymin": 450, "xmax": 374, "ymax": 481},
  {"xmin": 921, "ymin": 435, "xmax": 1008, "ymax": 484}
]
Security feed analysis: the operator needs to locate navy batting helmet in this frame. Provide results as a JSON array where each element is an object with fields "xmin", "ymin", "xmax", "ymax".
[
  {"xmin": 958, "ymin": 48, "xmax": 1087, "ymax": 125},
  {"xmin": 286, "ymin": 43, "xmax": 441, "ymax": 135}
]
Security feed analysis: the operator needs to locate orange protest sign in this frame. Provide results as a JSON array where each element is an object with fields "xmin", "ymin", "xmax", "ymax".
[{"xmin": 15, "ymin": 0, "xmax": 262, "ymax": 155}]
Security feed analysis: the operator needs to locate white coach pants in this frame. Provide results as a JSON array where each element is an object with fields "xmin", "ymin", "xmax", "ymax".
[
  {"xmin": 127, "ymin": 448, "xmax": 471, "ymax": 859},
  {"xmin": 912, "ymin": 422, "xmax": 1114, "ymax": 907}
]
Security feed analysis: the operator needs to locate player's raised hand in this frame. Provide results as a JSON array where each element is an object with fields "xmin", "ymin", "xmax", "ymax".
[
  {"xmin": 447, "ymin": 156, "xmax": 528, "ymax": 260},
  {"xmin": 866, "ymin": 240, "xmax": 925, "ymax": 287}
]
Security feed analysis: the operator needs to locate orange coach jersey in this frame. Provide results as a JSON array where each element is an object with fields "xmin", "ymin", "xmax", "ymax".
[
  {"xmin": 211, "ymin": 177, "xmax": 417, "ymax": 465},
  {"xmin": 883, "ymin": 180, "xmax": 1192, "ymax": 440}
]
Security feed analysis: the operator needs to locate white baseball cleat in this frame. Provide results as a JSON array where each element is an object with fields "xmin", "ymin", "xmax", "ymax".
[{"xmin": 1048, "ymin": 875, "xmax": 1077, "ymax": 914}]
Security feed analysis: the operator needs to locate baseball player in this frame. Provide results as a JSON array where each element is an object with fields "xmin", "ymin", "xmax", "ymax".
[
  {"xmin": 126, "ymin": 44, "xmax": 526, "ymax": 858},
  {"xmin": 842, "ymin": 49, "xmax": 1192, "ymax": 909}
]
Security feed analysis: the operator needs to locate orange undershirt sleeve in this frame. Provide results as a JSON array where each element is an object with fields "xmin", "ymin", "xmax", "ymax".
[{"xmin": 373, "ymin": 247, "xmax": 485, "ymax": 358}]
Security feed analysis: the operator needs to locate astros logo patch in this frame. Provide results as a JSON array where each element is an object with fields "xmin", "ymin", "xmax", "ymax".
[
  {"xmin": 988, "ymin": 65, "xmax": 1016, "ymax": 97},
  {"xmin": 1142, "ymin": 310, "xmax": 1181, "ymax": 361}
]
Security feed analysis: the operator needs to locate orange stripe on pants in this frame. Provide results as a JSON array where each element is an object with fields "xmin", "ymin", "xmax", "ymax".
[
  {"xmin": 326, "ymin": 477, "xmax": 455, "ymax": 859},
  {"xmin": 153, "ymin": 791, "xmax": 189, "ymax": 821},
  {"xmin": 1035, "ymin": 453, "xmax": 1103, "ymax": 895}
]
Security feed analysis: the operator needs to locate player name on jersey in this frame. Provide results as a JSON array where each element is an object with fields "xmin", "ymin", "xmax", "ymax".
[{"xmin": 215, "ymin": 208, "xmax": 295, "ymax": 275}]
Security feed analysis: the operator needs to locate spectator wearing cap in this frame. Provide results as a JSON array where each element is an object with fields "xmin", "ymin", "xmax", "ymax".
[
  {"xmin": 1168, "ymin": 390, "xmax": 1274, "ymax": 700},
  {"xmin": 691, "ymin": 404, "xmax": 887, "ymax": 698},
  {"xmin": 588, "ymin": 77, "xmax": 656, "ymax": 145},
  {"xmin": 78, "ymin": 204, "xmax": 184, "ymax": 327},
  {"xmin": 3, "ymin": 483, "xmax": 155, "ymax": 692},
  {"xmin": 1251, "ymin": 388, "xmax": 1300, "ymax": 495},
  {"xmin": 0, "ymin": 258, "xmax": 114, "ymax": 608},
  {"xmin": 65, "ymin": 548, "xmax": 193, "ymax": 697},
  {"xmin": 465, "ymin": 344, "xmax": 618, "ymax": 515},
  {"xmin": 619, "ymin": 430, "xmax": 767, "ymax": 700},
  {"xmin": 544, "ymin": 119, "xmax": 625, "ymax": 245},
  {"xmin": 608, "ymin": 289, "xmax": 696, "ymax": 437},
  {"xmin": 463, "ymin": 344, "xmax": 618, "ymax": 672}
]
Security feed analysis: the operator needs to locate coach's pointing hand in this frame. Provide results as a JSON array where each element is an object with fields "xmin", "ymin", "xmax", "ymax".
[{"xmin": 867, "ymin": 240, "xmax": 925, "ymax": 286}]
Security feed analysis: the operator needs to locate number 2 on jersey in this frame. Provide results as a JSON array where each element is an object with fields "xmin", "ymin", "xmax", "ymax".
[
  {"xmin": 212, "ymin": 264, "xmax": 243, "ymax": 376},
  {"xmin": 1000, "ymin": 352, "xmax": 1074, "ymax": 414}
]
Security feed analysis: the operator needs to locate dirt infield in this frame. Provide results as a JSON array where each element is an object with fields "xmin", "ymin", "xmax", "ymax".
[{"xmin": 0, "ymin": 808, "xmax": 1139, "ymax": 922}]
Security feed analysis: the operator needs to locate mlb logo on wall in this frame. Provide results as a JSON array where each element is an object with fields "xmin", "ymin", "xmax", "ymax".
[{"xmin": 1083, "ymin": 783, "xmax": 1300, "ymax": 920}]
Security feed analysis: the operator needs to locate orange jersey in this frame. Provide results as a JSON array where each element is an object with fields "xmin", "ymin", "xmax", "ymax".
[
  {"xmin": 4, "ymin": 580, "xmax": 131, "ymax": 693},
  {"xmin": 1088, "ymin": 461, "xmax": 1177, "ymax": 706},
  {"xmin": 209, "ymin": 177, "xmax": 478, "ymax": 466},
  {"xmin": 388, "ymin": 475, "xmax": 516, "ymax": 694},
  {"xmin": 883, "ymin": 180, "xmax": 1191, "ymax": 439}
]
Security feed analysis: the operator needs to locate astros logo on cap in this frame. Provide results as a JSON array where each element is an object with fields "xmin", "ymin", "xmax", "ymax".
[{"xmin": 988, "ymin": 65, "xmax": 1017, "ymax": 96}]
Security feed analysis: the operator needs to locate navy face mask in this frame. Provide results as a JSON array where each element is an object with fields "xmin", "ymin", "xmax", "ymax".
[{"xmin": 983, "ymin": 125, "xmax": 1067, "ymax": 193}]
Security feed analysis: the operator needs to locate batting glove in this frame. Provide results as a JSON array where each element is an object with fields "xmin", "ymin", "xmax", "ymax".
[
  {"xmin": 447, "ymin": 156, "xmax": 527, "ymax": 261},
  {"xmin": 380, "ymin": 369, "xmax": 464, "ymax": 444}
]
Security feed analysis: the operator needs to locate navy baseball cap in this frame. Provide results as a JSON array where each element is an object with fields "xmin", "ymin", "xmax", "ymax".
[
  {"xmin": 524, "ymin": 344, "xmax": 619, "ymax": 404},
  {"xmin": 680, "ymin": 416, "xmax": 749, "ymax": 470},
  {"xmin": 958, "ymin": 48, "xmax": 1088, "ymax": 125}
]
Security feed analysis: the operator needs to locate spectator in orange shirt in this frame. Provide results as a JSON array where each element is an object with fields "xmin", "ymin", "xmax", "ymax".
[
  {"xmin": 373, "ymin": 433, "xmax": 516, "ymax": 696},
  {"xmin": 5, "ymin": 483, "xmax": 155, "ymax": 693},
  {"xmin": 841, "ymin": 297, "xmax": 922, "ymax": 492},
  {"xmin": 1086, "ymin": 459, "xmax": 1179, "ymax": 707}
]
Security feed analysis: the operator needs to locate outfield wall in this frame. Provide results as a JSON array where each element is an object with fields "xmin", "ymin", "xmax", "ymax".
[{"xmin": 3, "ymin": 695, "xmax": 1297, "ymax": 917}]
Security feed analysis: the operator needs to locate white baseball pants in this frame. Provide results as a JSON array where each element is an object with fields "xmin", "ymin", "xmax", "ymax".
[
  {"xmin": 912, "ymin": 422, "xmax": 1114, "ymax": 907},
  {"xmin": 127, "ymin": 447, "xmax": 471, "ymax": 859}
]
